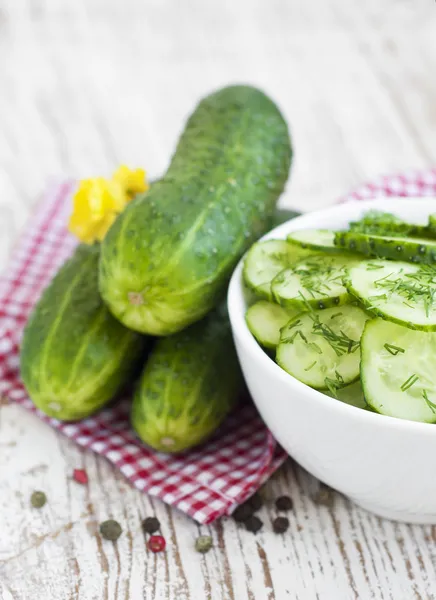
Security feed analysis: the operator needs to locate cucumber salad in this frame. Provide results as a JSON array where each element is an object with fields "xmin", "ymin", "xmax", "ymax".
[{"xmin": 243, "ymin": 209, "xmax": 436, "ymax": 423}]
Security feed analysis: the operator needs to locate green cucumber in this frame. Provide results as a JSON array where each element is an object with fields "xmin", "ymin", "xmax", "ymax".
[
  {"xmin": 243, "ymin": 239, "xmax": 313, "ymax": 300},
  {"xmin": 99, "ymin": 85, "xmax": 292, "ymax": 336},
  {"xmin": 131, "ymin": 307, "xmax": 242, "ymax": 453},
  {"xmin": 276, "ymin": 305, "xmax": 370, "ymax": 390},
  {"xmin": 287, "ymin": 229, "xmax": 339, "ymax": 252},
  {"xmin": 361, "ymin": 319, "xmax": 436, "ymax": 423},
  {"xmin": 20, "ymin": 245, "xmax": 147, "ymax": 421},
  {"xmin": 346, "ymin": 259, "xmax": 436, "ymax": 331},
  {"xmin": 271, "ymin": 254, "xmax": 357, "ymax": 310},
  {"xmin": 349, "ymin": 210, "xmax": 431, "ymax": 238},
  {"xmin": 245, "ymin": 301, "xmax": 300, "ymax": 349},
  {"xmin": 323, "ymin": 380, "xmax": 368, "ymax": 410},
  {"xmin": 334, "ymin": 230, "xmax": 436, "ymax": 265}
]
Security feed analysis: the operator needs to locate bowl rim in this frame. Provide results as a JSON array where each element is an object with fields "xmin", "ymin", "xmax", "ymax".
[{"xmin": 228, "ymin": 197, "xmax": 436, "ymax": 435}]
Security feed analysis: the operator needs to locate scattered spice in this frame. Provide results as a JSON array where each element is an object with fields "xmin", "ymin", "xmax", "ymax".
[
  {"xmin": 73, "ymin": 469, "xmax": 88, "ymax": 485},
  {"xmin": 195, "ymin": 535, "xmax": 213, "ymax": 554},
  {"xmin": 30, "ymin": 490, "xmax": 47, "ymax": 508},
  {"xmin": 273, "ymin": 516, "xmax": 289, "ymax": 534},
  {"xmin": 142, "ymin": 516, "xmax": 160, "ymax": 535},
  {"xmin": 313, "ymin": 485, "xmax": 334, "ymax": 507},
  {"xmin": 99, "ymin": 519, "xmax": 122, "ymax": 541},
  {"xmin": 275, "ymin": 495, "xmax": 293, "ymax": 512},
  {"xmin": 232, "ymin": 502, "xmax": 254, "ymax": 523},
  {"xmin": 249, "ymin": 493, "xmax": 263, "ymax": 512},
  {"xmin": 245, "ymin": 515, "xmax": 263, "ymax": 534},
  {"xmin": 147, "ymin": 535, "xmax": 166, "ymax": 553}
]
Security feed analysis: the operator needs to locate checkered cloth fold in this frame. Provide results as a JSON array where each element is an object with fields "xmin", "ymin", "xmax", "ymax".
[{"xmin": 1, "ymin": 169, "xmax": 435, "ymax": 523}]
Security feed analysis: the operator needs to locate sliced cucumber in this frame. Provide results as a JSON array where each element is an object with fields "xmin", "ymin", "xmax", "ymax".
[
  {"xmin": 334, "ymin": 230, "xmax": 436, "ymax": 265},
  {"xmin": 346, "ymin": 259, "xmax": 436, "ymax": 331},
  {"xmin": 243, "ymin": 239, "xmax": 313, "ymax": 300},
  {"xmin": 271, "ymin": 254, "xmax": 357, "ymax": 310},
  {"xmin": 287, "ymin": 229, "xmax": 339, "ymax": 253},
  {"xmin": 246, "ymin": 301, "xmax": 301, "ymax": 349},
  {"xmin": 361, "ymin": 319, "xmax": 436, "ymax": 423},
  {"xmin": 276, "ymin": 305, "xmax": 370, "ymax": 389},
  {"xmin": 323, "ymin": 380, "xmax": 368, "ymax": 410},
  {"xmin": 349, "ymin": 210, "xmax": 431, "ymax": 238}
]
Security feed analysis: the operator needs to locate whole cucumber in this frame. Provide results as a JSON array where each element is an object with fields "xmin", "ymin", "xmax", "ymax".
[
  {"xmin": 99, "ymin": 85, "xmax": 292, "ymax": 335},
  {"xmin": 131, "ymin": 307, "xmax": 242, "ymax": 453},
  {"xmin": 20, "ymin": 244, "xmax": 147, "ymax": 421}
]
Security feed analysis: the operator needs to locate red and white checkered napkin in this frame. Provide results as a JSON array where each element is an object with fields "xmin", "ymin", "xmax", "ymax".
[{"xmin": 1, "ymin": 168, "xmax": 436, "ymax": 524}]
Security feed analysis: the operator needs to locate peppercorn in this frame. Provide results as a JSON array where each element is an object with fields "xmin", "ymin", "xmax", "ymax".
[
  {"xmin": 232, "ymin": 502, "xmax": 254, "ymax": 523},
  {"xmin": 30, "ymin": 490, "xmax": 47, "ymax": 509},
  {"xmin": 73, "ymin": 469, "xmax": 88, "ymax": 485},
  {"xmin": 195, "ymin": 535, "xmax": 213, "ymax": 554},
  {"xmin": 275, "ymin": 495, "xmax": 293, "ymax": 512},
  {"xmin": 147, "ymin": 535, "xmax": 166, "ymax": 553},
  {"xmin": 142, "ymin": 517, "xmax": 160, "ymax": 535},
  {"xmin": 249, "ymin": 493, "xmax": 263, "ymax": 512},
  {"xmin": 99, "ymin": 519, "xmax": 122, "ymax": 541},
  {"xmin": 245, "ymin": 515, "xmax": 263, "ymax": 534},
  {"xmin": 273, "ymin": 516, "xmax": 289, "ymax": 534},
  {"xmin": 313, "ymin": 485, "xmax": 334, "ymax": 507}
]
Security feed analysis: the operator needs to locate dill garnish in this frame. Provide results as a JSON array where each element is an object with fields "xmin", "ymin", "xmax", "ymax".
[
  {"xmin": 423, "ymin": 390, "xmax": 436, "ymax": 414},
  {"xmin": 384, "ymin": 343, "xmax": 405, "ymax": 356},
  {"xmin": 304, "ymin": 361, "xmax": 317, "ymax": 372},
  {"xmin": 400, "ymin": 374, "xmax": 419, "ymax": 392},
  {"xmin": 366, "ymin": 263, "xmax": 384, "ymax": 270},
  {"xmin": 324, "ymin": 371, "xmax": 345, "ymax": 397},
  {"xmin": 373, "ymin": 265, "xmax": 436, "ymax": 316}
]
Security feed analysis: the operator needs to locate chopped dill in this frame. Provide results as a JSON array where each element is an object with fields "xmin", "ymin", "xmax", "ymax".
[
  {"xmin": 304, "ymin": 361, "xmax": 317, "ymax": 372},
  {"xmin": 400, "ymin": 374, "xmax": 419, "ymax": 392},
  {"xmin": 423, "ymin": 390, "xmax": 436, "ymax": 414},
  {"xmin": 384, "ymin": 343, "xmax": 405, "ymax": 356}
]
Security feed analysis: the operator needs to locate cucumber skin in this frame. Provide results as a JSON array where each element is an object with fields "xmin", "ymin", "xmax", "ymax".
[
  {"xmin": 131, "ymin": 308, "xmax": 242, "ymax": 453},
  {"xmin": 20, "ymin": 245, "xmax": 147, "ymax": 421},
  {"xmin": 99, "ymin": 85, "xmax": 292, "ymax": 336},
  {"xmin": 335, "ymin": 231, "xmax": 436, "ymax": 265}
]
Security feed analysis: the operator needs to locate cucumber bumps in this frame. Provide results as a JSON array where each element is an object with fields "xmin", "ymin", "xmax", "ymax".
[
  {"xmin": 100, "ymin": 85, "xmax": 292, "ymax": 335},
  {"xmin": 20, "ymin": 245, "xmax": 147, "ymax": 420},
  {"xmin": 131, "ymin": 307, "xmax": 242, "ymax": 453}
]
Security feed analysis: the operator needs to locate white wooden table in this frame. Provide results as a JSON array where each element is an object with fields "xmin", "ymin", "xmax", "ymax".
[{"xmin": 1, "ymin": 1, "xmax": 436, "ymax": 598}]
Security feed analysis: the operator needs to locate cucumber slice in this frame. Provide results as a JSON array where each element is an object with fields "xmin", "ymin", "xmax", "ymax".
[
  {"xmin": 349, "ymin": 210, "xmax": 431, "ymax": 238},
  {"xmin": 245, "ymin": 301, "xmax": 301, "ymax": 349},
  {"xmin": 271, "ymin": 254, "xmax": 357, "ymax": 310},
  {"xmin": 346, "ymin": 259, "xmax": 436, "ymax": 331},
  {"xmin": 276, "ymin": 305, "xmax": 370, "ymax": 389},
  {"xmin": 334, "ymin": 231, "xmax": 436, "ymax": 265},
  {"xmin": 243, "ymin": 239, "xmax": 313, "ymax": 300},
  {"xmin": 323, "ymin": 380, "xmax": 368, "ymax": 410},
  {"xmin": 361, "ymin": 319, "xmax": 436, "ymax": 423},
  {"xmin": 287, "ymin": 229, "xmax": 340, "ymax": 253}
]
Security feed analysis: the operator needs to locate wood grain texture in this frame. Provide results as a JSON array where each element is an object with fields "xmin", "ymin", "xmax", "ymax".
[{"xmin": 1, "ymin": 0, "xmax": 436, "ymax": 598}]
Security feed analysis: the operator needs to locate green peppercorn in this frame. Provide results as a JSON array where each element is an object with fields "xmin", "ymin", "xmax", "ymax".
[
  {"xmin": 195, "ymin": 535, "xmax": 213, "ymax": 554},
  {"xmin": 273, "ymin": 516, "xmax": 289, "ymax": 534},
  {"xmin": 142, "ymin": 517, "xmax": 160, "ymax": 535},
  {"xmin": 99, "ymin": 519, "xmax": 122, "ymax": 541},
  {"xmin": 30, "ymin": 490, "xmax": 47, "ymax": 509}
]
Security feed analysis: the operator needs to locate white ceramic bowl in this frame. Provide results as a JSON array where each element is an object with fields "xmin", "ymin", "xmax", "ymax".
[{"xmin": 228, "ymin": 197, "xmax": 436, "ymax": 524}]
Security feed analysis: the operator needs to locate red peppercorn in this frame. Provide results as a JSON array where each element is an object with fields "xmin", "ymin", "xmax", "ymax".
[
  {"xmin": 147, "ymin": 535, "xmax": 166, "ymax": 553},
  {"xmin": 73, "ymin": 469, "xmax": 88, "ymax": 485}
]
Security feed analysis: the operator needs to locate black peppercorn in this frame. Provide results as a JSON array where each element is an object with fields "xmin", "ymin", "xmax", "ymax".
[
  {"xmin": 232, "ymin": 502, "xmax": 254, "ymax": 523},
  {"xmin": 142, "ymin": 516, "xmax": 160, "ymax": 535},
  {"xmin": 275, "ymin": 495, "xmax": 293, "ymax": 512},
  {"xmin": 99, "ymin": 519, "xmax": 122, "ymax": 541},
  {"xmin": 273, "ymin": 516, "xmax": 289, "ymax": 534},
  {"xmin": 245, "ymin": 515, "xmax": 263, "ymax": 534},
  {"xmin": 249, "ymin": 493, "xmax": 263, "ymax": 512}
]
